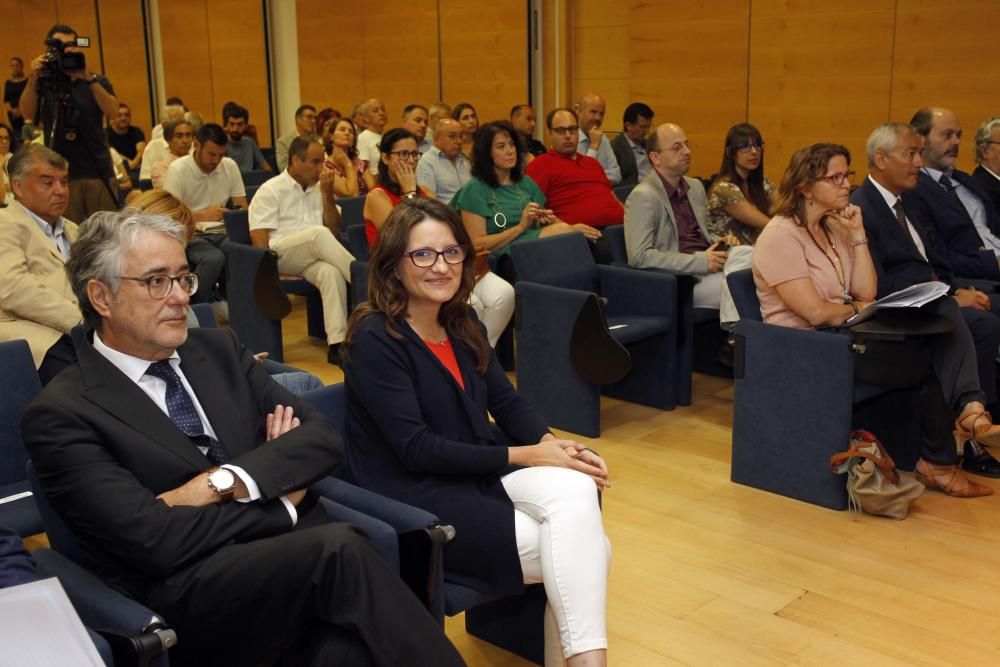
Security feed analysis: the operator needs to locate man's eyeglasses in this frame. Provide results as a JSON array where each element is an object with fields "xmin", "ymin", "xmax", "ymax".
[
  {"xmin": 403, "ymin": 245, "xmax": 467, "ymax": 268},
  {"xmin": 550, "ymin": 125, "xmax": 579, "ymax": 137},
  {"xmin": 733, "ymin": 141, "xmax": 764, "ymax": 153},
  {"xmin": 120, "ymin": 273, "xmax": 199, "ymax": 299},
  {"xmin": 389, "ymin": 150, "xmax": 421, "ymax": 160},
  {"xmin": 816, "ymin": 170, "xmax": 856, "ymax": 187}
]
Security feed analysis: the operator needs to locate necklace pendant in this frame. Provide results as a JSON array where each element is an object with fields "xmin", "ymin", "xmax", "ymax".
[
  {"xmin": 494, "ymin": 211, "xmax": 508, "ymax": 229},
  {"xmin": 843, "ymin": 292, "xmax": 853, "ymax": 303}
]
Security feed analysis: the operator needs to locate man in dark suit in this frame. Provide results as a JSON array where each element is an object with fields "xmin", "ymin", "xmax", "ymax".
[
  {"xmin": 972, "ymin": 116, "xmax": 1000, "ymax": 213},
  {"xmin": 905, "ymin": 107, "xmax": 1000, "ymax": 282},
  {"xmin": 852, "ymin": 122, "xmax": 1000, "ymax": 477},
  {"xmin": 610, "ymin": 102, "xmax": 654, "ymax": 188},
  {"xmin": 22, "ymin": 210, "xmax": 464, "ymax": 666}
]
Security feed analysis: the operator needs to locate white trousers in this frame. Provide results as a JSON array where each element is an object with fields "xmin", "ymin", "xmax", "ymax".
[
  {"xmin": 692, "ymin": 245, "xmax": 754, "ymax": 326},
  {"xmin": 270, "ymin": 226, "xmax": 355, "ymax": 345},
  {"xmin": 470, "ymin": 272, "xmax": 515, "ymax": 347},
  {"xmin": 500, "ymin": 466, "xmax": 611, "ymax": 662}
]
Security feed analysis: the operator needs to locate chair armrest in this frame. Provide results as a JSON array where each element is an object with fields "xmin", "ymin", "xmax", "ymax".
[
  {"xmin": 311, "ymin": 476, "xmax": 442, "ymax": 536},
  {"xmin": 317, "ymin": 497, "xmax": 401, "ymax": 573},
  {"xmin": 597, "ymin": 264, "xmax": 678, "ymax": 318}
]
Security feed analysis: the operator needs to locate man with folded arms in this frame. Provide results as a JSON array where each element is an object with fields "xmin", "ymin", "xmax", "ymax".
[{"xmin": 250, "ymin": 137, "xmax": 354, "ymax": 365}]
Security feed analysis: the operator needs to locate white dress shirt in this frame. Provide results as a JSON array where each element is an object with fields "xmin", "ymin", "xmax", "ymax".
[
  {"xmin": 248, "ymin": 170, "xmax": 337, "ymax": 244},
  {"xmin": 163, "ymin": 154, "xmax": 246, "ymax": 213},
  {"xmin": 357, "ymin": 129, "xmax": 383, "ymax": 175},
  {"xmin": 577, "ymin": 130, "xmax": 622, "ymax": 184},
  {"xmin": 92, "ymin": 332, "xmax": 297, "ymax": 523}
]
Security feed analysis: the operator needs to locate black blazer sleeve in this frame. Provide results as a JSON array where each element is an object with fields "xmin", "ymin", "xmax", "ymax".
[
  {"xmin": 611, "ymin": 134, "xmax": 637, "ymax": 187},
  {"xmin": 904, "ymin": 187, "xmax": 1000, "ymax": 281}
]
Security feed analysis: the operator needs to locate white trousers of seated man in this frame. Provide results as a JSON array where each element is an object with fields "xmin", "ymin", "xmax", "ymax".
[
  {"xmin": 691, "ymin": 244, "xmax": 754, "ymax": 328},
  {"xmin": 470, "ymin": 272, "xmax": 515, "ymax": 347},
  {"xmin": 269, "ymin": 226, "xmax": 355, "ymax": 345},
  {"xmin": 500, "ymin": 466, "xmax": 611, "ymax": 665}
]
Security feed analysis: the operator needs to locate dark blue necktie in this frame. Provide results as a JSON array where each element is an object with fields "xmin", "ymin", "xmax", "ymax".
[
  {"xmin": 145, "ymin": 360, "xmax": 230, "ymax": 465},
  {"xmin": 939, "ymin": 173, "xmax": 957, "ymax": 193}
]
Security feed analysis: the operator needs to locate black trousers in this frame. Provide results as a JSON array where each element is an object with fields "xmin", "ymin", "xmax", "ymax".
[
  {"xmin": 849, "ymin": 297, "xmax": 986, "ymax": 465},
  {"xmin": 145, "ymin": 512, "xmax": 465, "ymax": 667},
  {"xmin": 961, "ymin": 299, "xmax": 1000, "ymax": 405}
]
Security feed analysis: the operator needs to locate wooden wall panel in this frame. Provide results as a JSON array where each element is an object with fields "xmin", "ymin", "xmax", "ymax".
[
  {"xmin": 296, "ymin": 0, "xmax": 366, "ymax": 121},
  {"xmin": 158, "ymin": 0, "xmax": 213, "ymax": 124},
  {"xmin": 98, "ymin": 0, "xmax": 153, "ymax": 133},
  {"xmin": 629, "ymin": 0, "xmax": 750, "ymax": 179},
  {"xmin": 440, "ymin": 0, "xmax": 528, "ymax": 126},
  {"xmin": 890, "ymin": 0, "xmax": 1000, "ymax": 174},
  {"xmin": 572, "ymin": 0, "xmax": 628, "ymax": 133}
]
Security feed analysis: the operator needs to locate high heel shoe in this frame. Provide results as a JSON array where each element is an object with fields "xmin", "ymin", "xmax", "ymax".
[
  {"xmin": 955, "ymin": 410, "xmax": 1000, "ymax": 448},
  {"xmin": 914, "ymin": 458, "xmax": 994, "ymax": 498}
]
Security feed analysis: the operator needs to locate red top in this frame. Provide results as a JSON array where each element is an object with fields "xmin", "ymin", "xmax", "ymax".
[
  {"xmin": 423, "ymin": 338, "xmax": 464, "ymax": 389},
  {"xmin": 364, "ymin": 185, "xmax": 432, "ymax": 248},
  {"xmin": 525, "ymin": 150, "xmax": 624, "ymax": 228}
]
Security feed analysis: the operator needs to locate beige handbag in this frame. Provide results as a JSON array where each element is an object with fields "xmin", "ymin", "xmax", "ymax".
[{"xmin": 829, "ymin": 430, "xmax": 924, "ymax": 520}]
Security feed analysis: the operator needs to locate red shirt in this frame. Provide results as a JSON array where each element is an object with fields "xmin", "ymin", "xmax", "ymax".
[
  {"xmin": 525, "ymin": 150, "xmax": 624, "ymax": 228},
  {"xmin": 364, "ymin": 185, "xmax": 432, "ymax": 248},
  {"xmin": 423, "ymin": 338, "xmax": 464, "ymax": 389}
]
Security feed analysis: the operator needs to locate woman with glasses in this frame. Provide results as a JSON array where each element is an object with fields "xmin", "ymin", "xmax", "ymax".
[
  {"xmin": 452, "ymin": 102, "xmax": 478, "ymax": 161},
  {"xmin": 344, "ymin": 197, "xmax": 612, "ymax": 666},
  {"xmin": 323, "ymin": 118, "xmax": 375, "ymax": 198},
  {"xmin": 363, "ymin": 128, "xmax": 432, "ymax": 248},
  {"xmin": 707, "ymin": 123, "xmax": 774, "ymax": 244},
  {"xmin": 754, "ymin": 143, "xmax": 1000, "ymax": 497},
  {"xmin": 0, "ymin": 123, "xmax": 13, "ymax": 206}
]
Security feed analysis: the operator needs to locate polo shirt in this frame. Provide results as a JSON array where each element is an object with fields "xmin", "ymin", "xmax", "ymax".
[
  {"xmin": 357, "ymin": 129, "xmax": 383, "ymax": 175},
  {"xmin": 248, "ymin": 170, "xmax": 325, "ymax": 244},
  {"xmin": 106, "ymin": 126, "xmax": 145, "ymax": 160},
  {"xmin": 226, "ymin": 137, "xmax": 267, "ymax": 172},
  {"xmin": 524, "ymin": 150, "xmax": 623, "ymax": 228},
  {"xmin": 416, "ymin": 147, "xmax": 471, "ymax": 203},
  {"xmin": 163, "ymin": 154, "xmax": 245, "ymax": 212}
]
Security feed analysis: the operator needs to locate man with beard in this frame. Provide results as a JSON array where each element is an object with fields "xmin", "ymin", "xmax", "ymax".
[{"xmin": 224, "ymin": 104, "xmax": 270, "ymax": 173}]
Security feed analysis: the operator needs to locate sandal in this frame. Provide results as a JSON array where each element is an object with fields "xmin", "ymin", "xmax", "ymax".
[
  {"xmin": 915, "ymin": 459, "xmax": 994, "ymax": 498},
  {"xmin": 955, "ymin": 410, "xmax": 1000, "ymax": 448}
]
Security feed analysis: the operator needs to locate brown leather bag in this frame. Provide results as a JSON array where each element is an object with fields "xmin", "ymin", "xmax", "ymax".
[{"xmin": 829, "ymin": 430, "xmax": 924, "ymax": 520}]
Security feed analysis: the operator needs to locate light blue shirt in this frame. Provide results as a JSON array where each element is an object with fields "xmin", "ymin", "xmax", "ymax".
[
  {"xmin": 577, "ymin": 130, "xmax": 622, "ymax": 185},
  {"xmin": 923, "ymin": 166, "xmax": 1000, "ymax": 256},
  {"xmin": 627, "ymin": 136, "xmax": 651, "ymax": 181},
  {"xmin": 416, "ymin": 147, "xmax": 471, "ymax": 204},
  {"xmin": 18, "ymin": 201, "xmax": 71, "ymax": 260}
]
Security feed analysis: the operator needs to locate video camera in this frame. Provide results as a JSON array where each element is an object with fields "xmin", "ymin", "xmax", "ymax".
[{"xmin": 39, "ymin": 36, "xmax": 90, "ymax": 78}]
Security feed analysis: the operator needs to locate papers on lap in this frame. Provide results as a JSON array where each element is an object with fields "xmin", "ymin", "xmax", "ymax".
[
  {"xmin": 846, "ymin": 281, "xmax": 950, "ymax": 326},
  {"xmin": 0, "ymin": 578, "xmax": 105, "ymax": 665}
]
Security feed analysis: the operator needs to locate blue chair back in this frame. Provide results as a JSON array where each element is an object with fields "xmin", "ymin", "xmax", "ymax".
[
  {"xmin": 510, "ymin": 233, "xmax": 598, "ymax": 292},
  {"xmin": 0, "ymin": 341, "xmax": 39, "ymax": 487},
  {"xmin": 347, "ymin": 225, "xmax": 370, "ymax": 261},
  {"xmin": 242, "ymin": 169, "xmax": 271, "ymax": 187},
  {"xmin": 27, "ymin": 461, "xmax": 84, "ymax": 562},
  {"xmin": 726, "ymin": 269, "xmax": 762, "ymax": 321},
  {"xmin": 245, "ymin": 184, "xmax": 260, "ymax": 202},
  {"xmin": 612, "ymin": 184, "xmax": 634, "ymax": 202},
  {"xmin": 604, "ymin": 224, "xmax": 627, "ymax": 264},
  {"xmin": 340, "ymin": 196, "xmax": 366, "ymax": 228},
  {"xmin": 224, "ymin": 209, "xmax": 251, "ymax": 245},
  {"xmin": 190, "ymin": 303, "xmax": 219, "ymax": 328}
]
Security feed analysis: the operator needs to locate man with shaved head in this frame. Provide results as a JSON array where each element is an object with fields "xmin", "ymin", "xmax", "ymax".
[
  {"xmin": 357, "ymin": 97, "xmax": 388, "ymax": 175},
  {"xmin": 905, "ymin": 107, "xmax": 1000, "ymax": 281},
  {"xmin": 574, "ymin": 92, "xmax": 621, "ymax": 184},
  {"xmin": 416, "ymin": 117, "xmax": 470, "ymax": 202}
]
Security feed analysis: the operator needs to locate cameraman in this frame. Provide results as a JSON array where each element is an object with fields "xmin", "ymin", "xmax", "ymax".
[{"xmin": 19, "ymin": 24, "xmax": 119, "ymax": 222}]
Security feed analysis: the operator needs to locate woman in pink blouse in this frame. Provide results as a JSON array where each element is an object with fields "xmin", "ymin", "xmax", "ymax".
[{"xmin": 753, "ymin": 143, "xmax": 999, "ymax": 497}]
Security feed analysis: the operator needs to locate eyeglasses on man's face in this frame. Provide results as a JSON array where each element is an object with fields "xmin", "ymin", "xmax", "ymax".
[
  {"xmin": 403, "ymin": 245, "xmax": 467, "ymax": 268},
  {"xmin": 550, "ymin": 125, "xmax": 579, "ymax": 137},
  {"xmin": 119, "ymin": 272, "xmax": 199, "ymax": 299},
  {"xmin": 816, "ymin": 170, "xmax": 856, "ymax": 187}
]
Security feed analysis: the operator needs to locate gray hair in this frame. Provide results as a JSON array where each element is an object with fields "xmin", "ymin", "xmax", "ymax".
[
  {"xmin": 7, "ymin": 144, "xmax": 67, "ymax": 185},
  {"xmin": 974, "ymin": 116, "xmax": 1000, "ymax": 164},
  {"xmin": 161, "ymin": 104, "xmax": 185, "ymax": 122},
  {"xmin": 67, "ymin": 209, "xmax": 188, "ymax": 331},
  {"xmin": 355, "ymin": 101, "xmax": 370, "ymax": 117},
  {"xmin": 184, "ymin": 111, "xmax": 204, "ymax": 133},
  {"xmin": 429, "ymin": 102, "xmax": 451, "ymax": 118},
  {"xmin": 162, "ymin": 118, "xmax": 192, "ymax": 141},
  {"xmin": 866, "ymin": 122, "xmax": 917, "ymax": 167}
]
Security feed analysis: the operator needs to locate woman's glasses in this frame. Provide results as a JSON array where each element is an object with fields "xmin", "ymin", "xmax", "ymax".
[{"xmin": 404, "ymin": 245, "xmax": 467, "ymax": 268}]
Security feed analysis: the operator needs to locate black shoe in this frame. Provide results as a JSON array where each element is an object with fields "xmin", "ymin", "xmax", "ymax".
[
  {"xmin": 717, "ymin": 335, "xmax": 735, "ymax": 369},
  {"xmin": 961, "ymin": 439, "xmax": 1000, "ymax": 478},
  {"xmin": 327, "ymin": 344, "xmax": 342, "ymax": 367}
]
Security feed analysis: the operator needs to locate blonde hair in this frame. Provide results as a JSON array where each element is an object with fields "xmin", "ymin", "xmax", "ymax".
[{"xmin": 129, "ymin": 189, "xmax": 196, "ymax": 241}]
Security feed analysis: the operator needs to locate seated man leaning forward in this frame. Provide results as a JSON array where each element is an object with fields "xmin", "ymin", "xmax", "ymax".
[
  {"xmin": 625, "ymin": 123, "xmax": 744, "ymax": 312},
  {"xmin": 22, "ymin": 208, "xmax": 465, "ymax": 666},
  {"xmin": 249, "ymin": 137, "xmax": 355, "ymax": 365},
  {"xmin": 0, "ymin": 145, "xmax": 81, "ymax": 385}
]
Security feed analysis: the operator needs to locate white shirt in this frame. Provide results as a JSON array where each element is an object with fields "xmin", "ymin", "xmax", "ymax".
[
  {"xmin": 249, "ymin": 170, "xmax": 330, "ymax": 244},
  {"xmin": 357, "ymin": 129, "xmax": 382, "ymax": 175},
  {"xmin": 92, "ymin": 332, "xmax": 297, "ymax": 524},
  {"xmin": 163, "ymin": 154, "xmax": 245, "ymax": 213},
  {"xmin": 16, "ymin": 201, "xmax": 72, "ymax": 260},
  {"xmin": 139, "ymin": 137, "xmax": 168, "ymax": 181},
  {"xmin": 868, "ymin": 176, "xmax": 926, "ymax": 260},
  {"xmin": 577, "ymin": 130, "xmax": 622, "ymax": 184}
]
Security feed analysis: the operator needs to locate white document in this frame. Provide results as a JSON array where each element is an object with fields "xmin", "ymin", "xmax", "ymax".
[
  {"xmin": 0, "ymin": 578, "xmax": 105, "ymax": 666},
  {"xmin": 846, "ymin": 280, "xmax": 950, "ymax": 326}
]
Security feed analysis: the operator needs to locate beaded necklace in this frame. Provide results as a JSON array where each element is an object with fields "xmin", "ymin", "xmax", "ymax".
[
  {"xmin": 489, "ymin": 182, "xmax": 530, "ymax": 229},
  {"xmin": 805, "ymin": 221, "xmax": 852, "ymax": 303}
]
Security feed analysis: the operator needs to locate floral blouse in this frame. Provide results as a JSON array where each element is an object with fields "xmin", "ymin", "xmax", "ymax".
[{"xmin": 706, "ymin": 177, "xmax": 775, "ymax": 245}]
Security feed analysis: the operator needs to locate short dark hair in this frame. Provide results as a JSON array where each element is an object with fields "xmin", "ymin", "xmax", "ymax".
[
  {"xmin": 166, "ymin": 96, "xmax": 185, "ymax": 107},
  {"xmin": 46, "ymin": 24, "xmax": 77, "ymax": 40},
  {"xmin": 623, "ymin": 102, "xmax": 654, "ymax": 126},
  {"xmin": 117, "ymin": 102, "xmax": 130, "ymax": 111},
  {"xmin": 295, "ymin": 104, "xmax": 317, "ymax": 119},
  {"xmin": 163, "ymin": 118, "xmax": 192, "ymax": 141},
  {"xmin": 196, "ymin": 123, "xmax": 228, "ymax": 147},
  {"xmin": 403, "ymin": 104, "xmax": 428, "ymax": 117},
  {"xmin": 10, "ymin": 57, "xmax": 23, "ymax": 66},
  {"xmin": 288, "ymin": 136, "xmax": 319, "ymax": 166},
  {"xmin": 471, "ymin": 121, "xmax": 526, "ymax": 188},
  {"xmin": 376, "ymin": 128, "xmax": 419, "ymax": 196},
  {"xmin": 545, "ymin": 107, "xmax": 577, "ymax": 130},
  {"xmin": 510, "ymin": 104, "xmax": 532, "ymax": 120},
  {"xmin": 224, "ymin": 104, "xmax": 249, "ymax": 124},
  {"xmin": 910, "ymin": 107, "xmax": 935, "ymax": 137}
]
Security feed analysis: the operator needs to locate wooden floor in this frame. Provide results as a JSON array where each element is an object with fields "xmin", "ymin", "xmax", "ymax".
[{"xmin": 32, "ymin": 298, "xmax": 1000, "ymax": 666}]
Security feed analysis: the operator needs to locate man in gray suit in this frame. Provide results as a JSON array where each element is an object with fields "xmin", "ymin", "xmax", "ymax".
[{"xmin": 624, "ymin": 123, "xmax": 746, "ymax": 318}]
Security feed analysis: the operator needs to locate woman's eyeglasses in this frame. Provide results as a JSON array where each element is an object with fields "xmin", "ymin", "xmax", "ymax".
[
  {"xmin": 816, "ymin": 171, "xmax": 856, "ymax": 186},
  {"xmin": 733, "ymin": 141, "xmax": 764, "ymax": 153},
  {"xmin": 389, "ymin": 150, "xmax": 421, "ymax": 161},
  {"xmin": 404, "ymin": 245, "xmax": 467, "ymax": 268}
]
